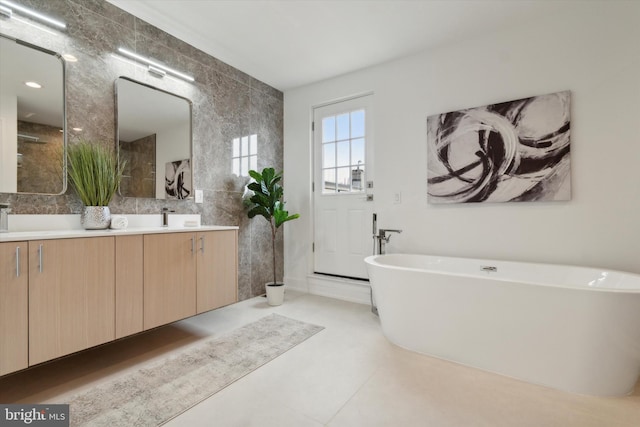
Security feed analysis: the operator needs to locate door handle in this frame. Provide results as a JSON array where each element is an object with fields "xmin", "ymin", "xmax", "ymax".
[
  {"xmin": 38, "ymin": 244, "xmax": 43, "ymax": 272},
  {"xmin": 16, "ymin": 246, "xmax": 20, "ymax": 277}
]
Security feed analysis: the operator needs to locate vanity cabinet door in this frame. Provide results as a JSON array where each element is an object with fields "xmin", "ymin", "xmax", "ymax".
[
  {"xmin": 28, "ymin": 237, "xmax": 115, "ymax": 366},
  {"xmin": 115, "ymin": 235, "xmax": 144, "ymax": 339},
  {"xmin": 0, "ymin": 241, "xmax": 28, "ymax": 376},
  {"xmin": 143, "ymin": 233, "xmax": 197, "ymax": 330},
  {"xmin": 196, "ymin": 230, "xmax": 238, "ymax": 314}
]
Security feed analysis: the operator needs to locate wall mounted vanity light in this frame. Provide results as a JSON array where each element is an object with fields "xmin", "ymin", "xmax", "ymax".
[
  {"xmin": 17, "ymin": 133, "xmax": 40, "ymax": 142},
  {"xmin": 0, "ymin": 0, "xmax": 66, "ymax": 29},
  {"xmin": 0, "ymin": 4, "xmax": 10, "ymax": 18},
  {"xmin": 147, "ymin": 65, "xmax": 167, "ymax": 79},
  {"xmin": 117, "ymin": 47, "xmax": 195, "ymax": 82}
]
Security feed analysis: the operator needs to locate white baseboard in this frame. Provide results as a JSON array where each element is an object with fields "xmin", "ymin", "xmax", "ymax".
[
  {"xmin": 285, "ymin": 274, "xmax": 371, "ymax": 305},
  {"xmin": 283, "ymin": 276, "xmax": 309, "ymax": 293}
]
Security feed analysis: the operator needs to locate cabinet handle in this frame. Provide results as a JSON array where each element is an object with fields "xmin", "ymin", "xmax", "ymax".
[
  {"xmin": 38, "ymin": 244, "xmax": 43, "ymax": 272},
  {"xmin": 191, "ymin": 237, "xmax": 195, "ymax": 254},
  {"xmin": 16, "ymin": 246, "xmax": 20, "ymax": 278},
  {"xmin": 200, "ymin": 236, "xmax": 205, "ymax": 253}
]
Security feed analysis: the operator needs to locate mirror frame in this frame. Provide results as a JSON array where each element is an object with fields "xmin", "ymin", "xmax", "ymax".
[
  {"xmin": 0, "ymin": 33, "xmax": 67, "ymax": 196},
  {"xmin": 114, "ymin": 76, "xmax": 193, "ymax": 200}
]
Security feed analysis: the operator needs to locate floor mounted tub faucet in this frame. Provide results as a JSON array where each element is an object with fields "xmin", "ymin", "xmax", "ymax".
[
  {"xmin": 371, "ymin": 213, "xmax": 403, "ymax": 255},
  {"xmin": 375, "ymin": 228, "xmax": 402, "ymax": 255},
  {"xmin": 370, "ymin": 213, "xmax": 403, "ymax": 316}
]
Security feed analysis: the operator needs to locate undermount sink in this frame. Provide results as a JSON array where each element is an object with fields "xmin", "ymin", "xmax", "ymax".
[{"xmin": 6, "ymin": 214, "xmax": 201, "ymax": 233}]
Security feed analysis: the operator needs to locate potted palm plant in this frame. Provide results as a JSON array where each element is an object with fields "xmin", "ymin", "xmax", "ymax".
[
  {"xmin": 67, "ymin": 140, "xmax": 124, "ymax": 229},
  {"xmin": 246, "ymin": 167, "xmax": 299, "ymax": 306}
]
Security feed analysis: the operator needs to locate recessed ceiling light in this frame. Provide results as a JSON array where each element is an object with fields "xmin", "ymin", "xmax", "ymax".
[
  {"xmin": 25, "ymin": 81, "xmax": 42, "ymax": 89},
  {"xmin": 72, "ymin": 127, "xmax": 82, "ymax": 132},
  {"xmin": 62, "ymin": 53, "xmax": 77, "ymax": 62}
]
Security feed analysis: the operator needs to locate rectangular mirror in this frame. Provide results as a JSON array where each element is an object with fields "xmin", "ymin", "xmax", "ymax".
[
  {"xmin": 116, "ymin": 77, "xmax": 192, "ymax": 200},
  {"xmin": 0, "ymin": 34, "xmax": 66, "ymax": 195}
]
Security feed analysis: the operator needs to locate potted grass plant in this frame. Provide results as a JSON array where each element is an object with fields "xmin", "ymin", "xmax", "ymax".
[
  {"xmin": 67, "ymin": 140, "xmax": 124, "ymax": 229},
  {"xmin": 246, "ymin": 167, "xmax": 299, "ymax": 306}
]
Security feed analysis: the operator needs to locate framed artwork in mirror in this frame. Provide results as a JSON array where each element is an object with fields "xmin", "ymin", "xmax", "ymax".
[{"xmin": 165, "ymin": 159, "xmax": 191, "ymax": 200}]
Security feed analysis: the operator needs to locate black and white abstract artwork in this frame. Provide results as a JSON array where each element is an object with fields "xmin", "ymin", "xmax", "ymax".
[
  {"xmin": 165, "ymin": 159, "xmax": 191, "ymax": 199},
  {"xmin": 427, "ymin": 91, "xmax": 571, "ymax": 203}
]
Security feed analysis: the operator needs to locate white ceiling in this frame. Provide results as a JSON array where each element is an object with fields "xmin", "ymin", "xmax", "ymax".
[{"xmin": 106, "ymin": 0, "xmax": 579, "ymax": 91}]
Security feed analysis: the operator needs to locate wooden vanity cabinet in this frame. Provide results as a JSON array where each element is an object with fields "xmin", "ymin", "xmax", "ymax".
[
  {"xmin": 0, "ymin": 241, "xmax": 28, "ymax": 376},
  {"xmin": 143, "ymin": 233, "xmax": 197, "ymax": 330},
  {"xmin": 0, "ymin": 228, "xmax": 237, "ymax": 375},
  {"xmin": 143, "ymin": 230, "xmax": 239, "ymax": 329},
  {"xmin": 115, "ymin": 235, "xmax": 144, "ymax": 339},
  {"xmin": 197, "ymin": 230, "xmax": 238, "ymax": 313},
  {"xmin": 28, "ymin": 237, "xmax": 115, "ymax": 365}
]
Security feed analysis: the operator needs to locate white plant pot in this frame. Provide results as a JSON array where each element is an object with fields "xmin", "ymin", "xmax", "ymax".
[{"xmin": 266, "ymin": 282, "xmax": 285, "ymax": 306}]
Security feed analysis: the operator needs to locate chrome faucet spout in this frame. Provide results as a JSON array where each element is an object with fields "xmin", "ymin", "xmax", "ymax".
[
  {"xmin": 161, "ymin": 207, "xmax": 175, "ymax": 227},
  {"xmin": 374, "ymin": 228, "xmax": 403, "ymax": 254},
  {"xmin": 378, "ymin": 228, "xmax": 402, "ymax": 242},
  {"xmin": 381, "ymin": 229, "xmax": 402, "ymax": 234}
]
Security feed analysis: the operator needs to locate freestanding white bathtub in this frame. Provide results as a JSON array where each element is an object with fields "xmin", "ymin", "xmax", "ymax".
[{"xmin": 365, "ymin": 254, "xmax": 640, "ymax": 396}]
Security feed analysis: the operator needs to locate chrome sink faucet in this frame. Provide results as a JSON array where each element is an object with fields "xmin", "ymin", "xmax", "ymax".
[
  {"xmin": 161, "ymin": 207, "xmax": 175, "ymax": 227},
  {"xmin": 0, "ymin": 203, "xmax": 10, "ymax": 233}
]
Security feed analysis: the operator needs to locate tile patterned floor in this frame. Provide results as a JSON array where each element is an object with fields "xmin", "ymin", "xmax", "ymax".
[{"xmin": 1, "ymin": 291, "xmax": 638, "ymax": 426}]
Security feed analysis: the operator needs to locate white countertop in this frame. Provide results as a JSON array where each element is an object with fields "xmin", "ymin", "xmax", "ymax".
[
  {"xmin": 0, "ymin": 214, "xmax": 238, "ymax": 242},
  {"xmin": 0, "ymin": 226, "xmax": 238, "ymax": 242}
]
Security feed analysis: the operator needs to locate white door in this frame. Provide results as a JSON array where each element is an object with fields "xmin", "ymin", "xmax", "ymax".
[{"xmin": 313, "ymin": 94, "xmax": 373, "ymax": 280}]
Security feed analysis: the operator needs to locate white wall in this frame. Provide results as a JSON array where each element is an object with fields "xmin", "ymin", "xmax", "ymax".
[{"xmin": 283, "ymin": 1, "xmax": 640, "ymax": 290}]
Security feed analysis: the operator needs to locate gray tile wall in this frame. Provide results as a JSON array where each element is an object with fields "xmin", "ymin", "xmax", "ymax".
[{"xmin": 0, "ymin": 0, "xmax": 284, "ymax": 300}]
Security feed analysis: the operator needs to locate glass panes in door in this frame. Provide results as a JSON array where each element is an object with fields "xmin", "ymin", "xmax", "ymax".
[{"xmin": 321, "ymin": 109, "xmax": 365, "ymax": 193}]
